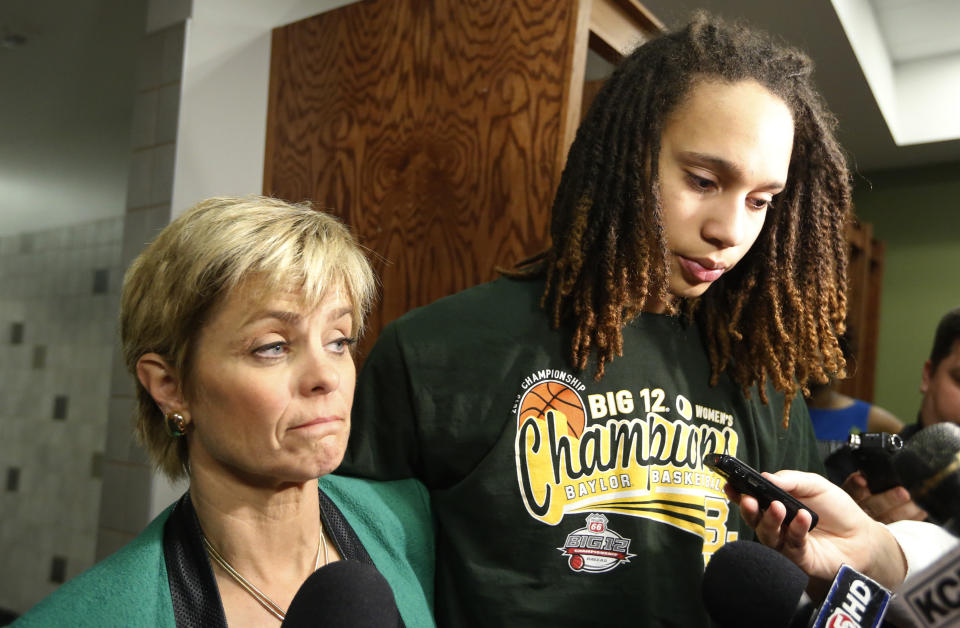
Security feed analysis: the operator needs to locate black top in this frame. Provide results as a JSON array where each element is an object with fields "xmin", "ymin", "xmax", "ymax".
[{"xmin": 162, "ymin": 487, "xmax": 389, "ymax": 627}]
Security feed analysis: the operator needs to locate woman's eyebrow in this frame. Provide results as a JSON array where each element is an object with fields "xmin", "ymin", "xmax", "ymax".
[
  {"xmin": 242, "ymin": 310, "xmax": 303, "ymax": 326},
  {"xmin": 681, "ymin": 151, "xmax": 785, "ymax": 191}
]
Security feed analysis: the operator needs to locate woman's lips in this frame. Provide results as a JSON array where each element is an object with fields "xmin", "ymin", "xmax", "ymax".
[
  {"xmin": 678, "ymin": 256, "xmax": 725, "ymax": 283},
  {"xmin": 292, "ymin": 416, "xmax": 342, "ymax": 430}
]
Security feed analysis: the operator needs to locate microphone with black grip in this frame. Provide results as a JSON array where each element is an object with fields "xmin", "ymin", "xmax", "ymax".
[
  {"xmin": 281, "ymin": 560, "xmax": 401, "ymax": 627},
  {"xmin": 893, "ymin": 422, "xmax": 960, "ymax": 533},
  {"xmin": 703, "ymin": 540, "xmax": 892, "ymax": 627}
]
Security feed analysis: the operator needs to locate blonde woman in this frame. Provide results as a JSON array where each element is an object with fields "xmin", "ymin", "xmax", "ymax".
[{"xmin": 14, "ymin": 197, "xmax": 433, "ymax": 627}]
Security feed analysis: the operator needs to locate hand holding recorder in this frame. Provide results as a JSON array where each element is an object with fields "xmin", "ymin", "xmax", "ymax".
[
  {"xmin": 728, "ymin": 468, "xmax": 908, "ymax": 591},
  {"xmin": 703, "ymin": 453, "xmax": 818, "ymax": 530}
]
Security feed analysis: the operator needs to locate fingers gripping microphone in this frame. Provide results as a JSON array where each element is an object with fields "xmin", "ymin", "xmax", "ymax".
[
  {"xmin": 894, "ymin": 422, "xmax": 960, "ymax": 532},
  {"xmin": 281, "ymin": 560, "xmax": 401, "ymax": 627},
  {"xmin": 703, "ymin": 541, "xmax": 892, "ymax": 628}
]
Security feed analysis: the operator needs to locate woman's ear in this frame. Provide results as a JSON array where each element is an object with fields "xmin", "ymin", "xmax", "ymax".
[{"xmin": 136, "ymin": 352, "xmax": 186, "ymax": 415}]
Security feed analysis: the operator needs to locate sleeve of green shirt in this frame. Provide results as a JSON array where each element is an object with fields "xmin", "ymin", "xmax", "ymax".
[{"xmin": 340, "ymin": 320, "xmax": 424, "ymax": 481}]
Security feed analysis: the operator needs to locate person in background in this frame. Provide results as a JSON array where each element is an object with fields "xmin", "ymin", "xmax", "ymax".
[
  {"xmin": 844, "ymin": 307, "xmax": 960, "ymax": 524},
  {"xmin": 903, "ymin": 307, "xmax": 960, "ymax": 437},
  {"xmin": 805, "ymin": 332, "xmax": 903, "ymax": 448},
  {"xmin": 340, "ymin": 12, "xmax": 852, "ymax": 627},
  {"xmin": 13, "ymin": 197, "xmax": 434, "ymax": 627},
  {"xmin": 804, "ymin": 331, "xmax": 903, "ymax": 490}
]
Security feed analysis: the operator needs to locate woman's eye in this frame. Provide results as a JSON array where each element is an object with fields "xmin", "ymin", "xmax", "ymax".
[
  {"xmin": 253, "ymin": 342, "xmax": 287, "ymax": 358},
  {"xmin": 328, "ymin": 337, "xmax": 357, "ymax": 354},
  {"xmin": 747, "ymin": 197, "xmax": 772, "ymax": 211},
  {"xmin": 685, "ymin": 172, "xmax": 716, "ymax": 192}
]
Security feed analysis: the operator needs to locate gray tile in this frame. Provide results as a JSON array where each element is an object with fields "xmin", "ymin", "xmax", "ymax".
[
  {"xmin": 52, "ymin": 395, "xmax": 68, "ymax": 420},
  {"xmin": 120, "ymin": 204, "xmax": 171, "ymax": 269},
  {"xmin": 9, "ymin": 322, "xmax": 23, "ymax": 344},
  {"xmin": 18, "ymin": 233, "xmax": 34, "ymax": 254},
  {"xmin": 107, "ymin": 268, "xmax": 123, "ymax": 296},
  {"xmin": 97, "ymin": 460, "xmax": 152, "ymax": 535},
  {"xmin": 130, "ymin": 88, "xmax": 159, "ymax": 149},
  {"xmin": 151, "ymin": 143, "xmax": 176, "ymax": 205},
  {"xmin": 159, "ymin": 23, "xmax": 185, "ymax": 85},
  {"xmin": 6, "ymin": 467, "xmax": 19, "ymax": 492},
  {"xmin": 156, "ymin": 83, "xmax": 180, "ymax": 144},
  {"xmin": 90, "ymin": 452, "xmax": 104, "ymax": 479},
  {"xmin": 48, "ymin": 556, "xmax": 67, "ymax": 584},
  {"xmin": 146, "ymin": 0, "xmax": 190, "ymax": 33},
  {"xmin": 31, "ymin": 346, "xmax": 46, "ymax": 370},
  {"xmin": 126, "ymin": 148, "xmax": 156, "ymax": 210},
  {"xmin": 105, "ymin": 396, "xmax": 148, "ymax": 465},
  {"xmin": 92, "ymin": 269, "xmax": 109, "ymax": 294},
  {"xmin": 110, "ymin": 342, "xmax": 135, "ymax": 397},
  {"xmin": 136, "ymin": 31, "xmax": 164, "ymax": 91},
  {"xmin": 94, "ymin": 527, "xmax": 136, "ymax": 563}
]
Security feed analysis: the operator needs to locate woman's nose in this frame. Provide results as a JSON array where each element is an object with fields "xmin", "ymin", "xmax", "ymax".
[
  {"xmin": 301, "ymin": 348, "xmax": 341, "ymax": 395},
  {"xmin": 701, "ymin": 195, "xmax": 749, "ymax": 249}
]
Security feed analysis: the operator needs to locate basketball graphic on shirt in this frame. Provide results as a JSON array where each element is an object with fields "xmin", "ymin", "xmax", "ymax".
[{"xmin": 517, "ymin": 380, "xmax": 586, "ymax": 438}]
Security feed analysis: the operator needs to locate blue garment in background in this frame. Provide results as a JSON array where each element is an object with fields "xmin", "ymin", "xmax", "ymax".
[{"xmin": 808, "ymin": 399, "xmax": 871, "ymax": 441}]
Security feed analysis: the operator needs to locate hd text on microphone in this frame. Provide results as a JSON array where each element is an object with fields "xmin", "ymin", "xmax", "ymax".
[{"xmin": 725, "ymin": 432, "xmax": 960, "ymax": 628}]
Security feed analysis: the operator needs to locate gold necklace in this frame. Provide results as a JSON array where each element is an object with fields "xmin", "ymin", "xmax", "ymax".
[{"xmin": 202, "ymin": 524, "xmax": 328, "ymax": 621}]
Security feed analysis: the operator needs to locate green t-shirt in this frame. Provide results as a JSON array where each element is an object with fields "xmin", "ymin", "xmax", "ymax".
[{"xmin": 342, "ymin": 277, "xmax": 824, "ymax": 627}]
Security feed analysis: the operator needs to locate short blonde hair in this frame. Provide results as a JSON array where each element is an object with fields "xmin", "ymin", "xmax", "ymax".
[{"xmin": 121, "ymin": 196, "xmax": 377, "ymax": 479}]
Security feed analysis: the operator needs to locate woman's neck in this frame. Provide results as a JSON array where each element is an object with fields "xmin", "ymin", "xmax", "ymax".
[
  {"xmin": 187, "ymin": 463, "xmax": 332, "ymax": 628},
  {"xmin": 189, "ymin": 465, "xmax": 322, "ymax": 577}
]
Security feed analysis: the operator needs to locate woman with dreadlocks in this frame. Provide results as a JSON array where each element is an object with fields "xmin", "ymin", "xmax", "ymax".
[{"xmin": 340, "ymin": 12, "xmax": 849, "ymax": 627}]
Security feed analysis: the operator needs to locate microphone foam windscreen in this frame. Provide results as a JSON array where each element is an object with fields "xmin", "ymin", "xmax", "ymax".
[
  {"xmin": 895, "ymin": 422, "xmax": 960, "ymax": 522},
  {"xmin": 282, "ymin": 560, "xmax": 400, "ymax": 627},
  {"xmin": 702, "ymin": 540, "xmax": 809, "ymax": 628}
]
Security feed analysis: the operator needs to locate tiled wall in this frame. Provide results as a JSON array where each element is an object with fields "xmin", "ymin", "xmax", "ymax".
[
  {"xmin": 0, "ymin": 216, "xmax": 123, "ymax": 613},
  {"xmin": 95, "ymin": 19, "xmax": 184, "ymax": 563},
  {"xmin": 0, "ymin": 11, "xmax": 187, "ymax": 616}
]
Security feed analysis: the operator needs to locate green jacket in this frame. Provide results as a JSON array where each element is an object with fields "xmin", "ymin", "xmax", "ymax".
[{"xmin": 13, "ymin": 475, "xmax": 435, "ymax": 627}]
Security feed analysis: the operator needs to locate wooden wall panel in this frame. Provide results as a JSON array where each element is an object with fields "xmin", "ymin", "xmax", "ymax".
[
  {"xmin": 264, "ymin": 0, "xmax": 582, "ymax": 352},
  {"xmin": 836, "ymin": 220, "xmax": 885, "ymax": 402}
]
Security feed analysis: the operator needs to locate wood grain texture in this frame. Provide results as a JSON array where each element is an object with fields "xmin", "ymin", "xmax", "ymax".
[
  {"xmin": 836, "ymin": 220, "xmax": 884, "ymax": 402},
  {"xmin": 265, "ymin": 0, "xmax": 582, "ymax": 352}
]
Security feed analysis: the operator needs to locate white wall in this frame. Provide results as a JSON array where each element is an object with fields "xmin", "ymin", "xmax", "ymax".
[
  {"xmin": 150, "ymin": 0, "xmax": 356, "ymax": 518},
  {"xmin": 170, "ymin": 0, "xmax": 355, "ymax": 219}
]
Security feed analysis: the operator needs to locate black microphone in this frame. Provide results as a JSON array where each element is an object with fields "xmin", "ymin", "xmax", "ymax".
[
  {"xmin": 282, "ymin": 560, "xmax": 401, "ymax": 627},
  {"xmin": 703, "ymin": 540, "xmax": 892, "ymax": 627},
  {"xmin": 894, "ymin": 422, "xmax": 960, "ymax": 532}
]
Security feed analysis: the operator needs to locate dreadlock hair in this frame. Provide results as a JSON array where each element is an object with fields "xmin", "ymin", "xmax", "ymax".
[{"xmin": 509, "ymin": 12, "xmax": 851, "ymax": 425}]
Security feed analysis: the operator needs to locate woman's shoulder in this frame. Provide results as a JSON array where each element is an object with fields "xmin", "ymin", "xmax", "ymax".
[
  {"xmin": 13, "ymin": 508, "xmax": 176, "ymax": 628},
  {"xmin": 319, "ymin": 475, "xmax": 431, "ymax": 532},
  {"xmin": 319, "ymin": 475, "xmax": 436, "ymax": 627}
]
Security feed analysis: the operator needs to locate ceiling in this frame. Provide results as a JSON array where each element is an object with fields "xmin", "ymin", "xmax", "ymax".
[
  {"xmin": 1, "ymin": 0, "xmax": 958, "ymax": 236},
  {"xmin": 872, "ymin": 0, "xmax": 960, "ymax": 63},
  {"xmin": 641, "ymin": 0, "xmax": 960, "ymax": 177}
]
